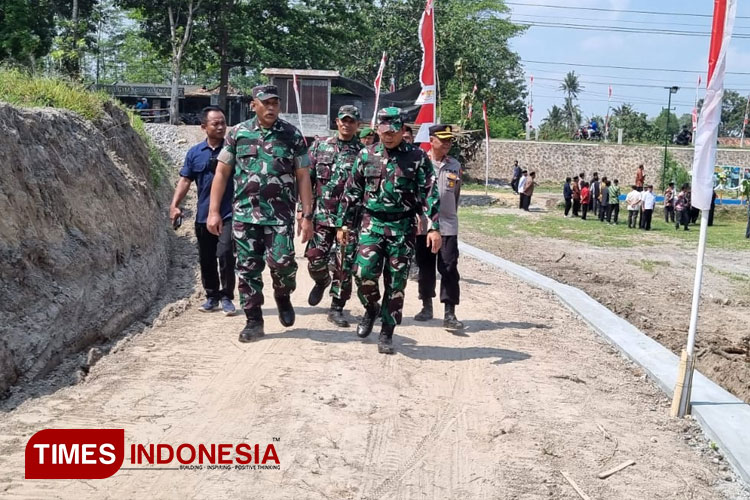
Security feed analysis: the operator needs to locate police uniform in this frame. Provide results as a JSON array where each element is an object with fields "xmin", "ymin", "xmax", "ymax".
[
  {"xmin": 217, "ymin": 85, "xmax": 309, "ymax": 334},
  {"xmin": 414, "ymin": 124, "xmax": 464, "ymax": 331},
  {"xmin": 338, "ymin": 108, "xmax": 440, "ymax": 354},
  {"xmin": 304, "ymin": 105, "xmax": 364, "ymax": 326}
]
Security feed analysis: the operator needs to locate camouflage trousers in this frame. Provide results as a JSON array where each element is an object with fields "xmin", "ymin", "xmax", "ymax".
[
  {"xmin": 233, "ymin": 221, "xmax": 297, "ymax": 312},
  {"xmin": 304, "ymin": 223, "xmax": 358, "ymax": 302},
  {"xmin": 353, "ymin": 229, "xmax": 415, "ymax": 327}
]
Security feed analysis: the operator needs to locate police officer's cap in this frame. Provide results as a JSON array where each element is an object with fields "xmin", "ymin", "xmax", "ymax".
[
  {"xmin": 376, "ymin": 107, "xmax": 404, "ymax": 133},
  {"xmin": 429, "ymin": 124, "xmax": 456, "ymax": 140},
  {"xmin": 338, "ymin": 105, "xmax": 360, "ymax": 120},
  {"xmin": 252, "ymin": 84, "xmax": 279, "ymax": 101}
]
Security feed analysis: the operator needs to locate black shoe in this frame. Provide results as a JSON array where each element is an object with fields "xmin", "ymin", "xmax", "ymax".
[
  {"xmin": 378, "ymin": 325, "xmax": 395, "ymax": 354},
  {"xmin": 443, "ymin": 304, "xmax": 465, "ymax": 332},
  {"xmin": 327, "ymin": 299, "xmax": 350, "ymax": 328},
  {"xmin": 275, "ymin": 295, "xmax": 295, "ymax": 327},
  {"xmin": 308, "ymin": 280, "xmax": 329, "ymax": 306},
  {"xmin": 414, "ymin": 299, "xmax": 433, "ymax": 321},
  {"xmin": 239, "ymin": 319, "xmax": 265, "ymax": 342},
  {"xmin": 357, "ymin": 305, "xmax": 378, "ymax": 338}
]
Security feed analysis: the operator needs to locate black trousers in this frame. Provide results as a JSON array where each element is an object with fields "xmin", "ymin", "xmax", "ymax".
[
  {"xmin": 628, "ymin": 210, "xmax": 639, "ymax": 228},
  {"xmin": 572, "ymin": 200, "xmax": 581, "ymax": 216},
  {"xmin": 598, "ymin": 202, "xmax": 607, "ymax": 221},
  {"xmin": 519, "ymin": 193, "xmax": 526, "ymax": 209},
  {"xmin": 564, "ymin": 199, "xmax": 572, "ymax": 216},
  {"xmin": 196, "ymin": 220, "xmax": 235, "ymax": 300},
  {"xmin": 416, "ymin": 234, "xmax": 460, "ymax": 305},
  {"xmin": 608, "ymin": 204, "xmax": 619, "ymax": 223},
  {"xmin": 642, "ymin": 209, "xmax": 653, "ymax": 230},
  {"xmin": 581, "ymin": 204, "xmax": 589, "ymax": 220},
  {"xmin": 522, "ymin": 194, "xmax": 532, "ymax": 210},
  {"xmin": 511, "ymin": 179, "xmax": 519, "ymax": 193},
  {"xmin": 677, "ymin": 210, "xmax": 690, "ymax": 229},
  {"xmin": 664, "ymin": 206, "xmax": 675, "ymax": 223}
]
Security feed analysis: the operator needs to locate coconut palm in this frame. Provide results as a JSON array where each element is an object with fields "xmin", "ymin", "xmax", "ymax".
[{"xmin": 560, "ymin": 71, "xmax": 583, "ymax": 132}]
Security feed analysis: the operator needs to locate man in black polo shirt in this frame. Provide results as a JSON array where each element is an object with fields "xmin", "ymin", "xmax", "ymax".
[{"xmin": 169, "ymin": 106, "xmax": 236, "ymax": 315}]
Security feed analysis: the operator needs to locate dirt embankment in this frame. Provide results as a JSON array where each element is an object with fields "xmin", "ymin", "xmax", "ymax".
[{"xmin": 0, "ymin": 102, "xmax": 170, "ymax": 392}]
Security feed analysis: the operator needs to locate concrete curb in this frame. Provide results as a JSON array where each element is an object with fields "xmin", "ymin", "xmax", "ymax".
[{"xmin": 459, "ymin": 241, "xmax": 750, "ymax": 485}]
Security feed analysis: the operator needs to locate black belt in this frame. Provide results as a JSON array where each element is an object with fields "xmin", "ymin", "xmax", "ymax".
[{"xmin": 365, "ymin": 208, "xmax": 417, "ymax": 222}]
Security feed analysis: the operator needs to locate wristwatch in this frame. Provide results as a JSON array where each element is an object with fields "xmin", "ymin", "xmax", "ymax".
[{"xmin": 302, "ymin": 213, "xmax": 314, "ymax": 221}]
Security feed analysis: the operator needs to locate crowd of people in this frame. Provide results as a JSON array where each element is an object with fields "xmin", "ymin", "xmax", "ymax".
[{"xmin": 170, "ymin": 87, "xmax": 465, "ymax": 356}]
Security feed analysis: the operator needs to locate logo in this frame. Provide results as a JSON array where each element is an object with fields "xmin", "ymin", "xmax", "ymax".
[{"xmin": 25, "ymin": 429, "xmax": 125, "ymax": 479}]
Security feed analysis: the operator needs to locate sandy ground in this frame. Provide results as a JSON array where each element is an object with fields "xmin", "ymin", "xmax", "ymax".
[
  {"xmin": 0, "ymin": 240, "xmax": 748, "ymax": 498},
  {"xmin": 462, "ymin": 190, "xmax": 750, "ymax": 404}
]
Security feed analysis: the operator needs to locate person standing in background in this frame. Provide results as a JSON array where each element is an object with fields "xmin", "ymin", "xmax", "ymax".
[
  {"xmin": 635, "ymin": 164, "xmax": 645, "ymax": 191},
  {"xmin": 572, "ymin": 175, "xmax": 581, "ymax": 217},
  {"xmin": 664, "ymin": 182, "xmax": 675, "ymax": 223},
  {"xmin": 608, "ymin": 179, "xmax": 621, "ymax": 224},
  {"xmin": 563, "ymin": 177, "xmax": 573, "ymax": 217},
  {"xmin": 641, "ymin": 185, "xmax": 656, "ymax": 230},
  {"xmin": 580, "ymin": 182, "xmax": 590, "ymax": 220},
  {"xmin": 522, "ymin": 172, "xmax": 536, "ymax": 211},
  {"xmin": 511, "ymin": 160, "xmax": 522, "ymax": 194},
  {"xmin": 517, "ymin": 170, "xmax": 528, "ymax": 209}
]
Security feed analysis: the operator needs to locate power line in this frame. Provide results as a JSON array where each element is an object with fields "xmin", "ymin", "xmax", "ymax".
[
  {"xmin": 509, "ymin": 12, "xmax": 740, "ymax": 29},
  {"xmin": 505, "ymin": 2, "xmax": 750, "ymax": 19},
  {"xmin": 523, "ymin": 59, "xmax": 750, "ymax": 76},
  {"xmin": 513, "ymin": 20, "xmax": 750, "ymax": 38}
]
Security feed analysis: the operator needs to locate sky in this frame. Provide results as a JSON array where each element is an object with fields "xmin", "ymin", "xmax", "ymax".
[{"xmin": 507, "ymin": 0, "xmax": 750, "ymax": 127}]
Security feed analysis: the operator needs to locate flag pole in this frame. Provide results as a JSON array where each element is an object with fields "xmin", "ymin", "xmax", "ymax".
[
  {"xmin": 371, "ymin": 52, "xmax": 387, "ymax": 128},
  {"xmin": 671, "ymin": 0, "xmax": 736, "ymax": 418},
  {"xmin": 483, "ymin": 100, "xmax": 490, "ymax": 196},
  {"xmin": 292, "ymin": 73, "xmax": 307, "ymax": 145}
]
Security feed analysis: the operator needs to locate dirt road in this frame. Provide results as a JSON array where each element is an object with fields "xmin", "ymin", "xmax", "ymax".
[{"xmin": 0, "ymin": 242, "xmax": 746, "ymax": 499}]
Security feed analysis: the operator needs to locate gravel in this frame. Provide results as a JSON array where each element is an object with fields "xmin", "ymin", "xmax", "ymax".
[{"xmin": 144, "ymin": 123, "xmax": 193, "ymax": 169}]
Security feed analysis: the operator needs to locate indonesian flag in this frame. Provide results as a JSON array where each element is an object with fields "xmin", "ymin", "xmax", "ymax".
[
  {"xmin": 371, "ymin": 52, "xmax": 387, "ymax": 128},
  {"xmin": 692, "ymin": 0, "xmax": 737, "ymax": 210},
  {"xmin": 467, "ymin": 83, "xmax": 477, "ymax": 120},
  {"xmin": 292, "ymin": 73, "xmax": 307, "ymax": 145},
  {"xmin": 482, "ymin": 100, "xmax": 489, "ymax": 138},
  {"xmin": 414, "ymin": 0, "xmax": 436, "ymax": 146}
]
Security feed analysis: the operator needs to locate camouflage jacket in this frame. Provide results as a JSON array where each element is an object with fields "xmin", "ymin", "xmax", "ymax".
[
  {"xmin": 308, "ymin": 135, "xmax": 363, "ymax": 226},
  {"xmin": 217, "ymin": 117, "xmax": 309, "ymax": 225},
  {"xmin": 337, "ymin": 141, "xmax": 440, "ymax": 236}
]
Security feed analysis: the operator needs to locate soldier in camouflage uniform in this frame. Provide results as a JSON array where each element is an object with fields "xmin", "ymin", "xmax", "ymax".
[
  {"xmin": 208, "ymin": 84, "xmax": 314, "ymax": 343},
  {"xmin": 304, "ymin": 105, "xmax": 364, "ymax": 327},
  {"xmin": 337, "ymin": 107, "xmax": 441, "ymax": 354}
]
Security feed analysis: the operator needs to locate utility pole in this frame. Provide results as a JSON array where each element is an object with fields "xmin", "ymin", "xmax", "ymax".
[{"xmin": 662, "ymin": 86, "xmax": 679, "ymax": 189}]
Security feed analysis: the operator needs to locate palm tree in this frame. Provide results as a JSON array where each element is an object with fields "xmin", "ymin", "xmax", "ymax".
[
  {"xmin": 560, "ymin": 71, "xmax": 583, "ymax": 132},
  {"xmin": 542, "ymin": 105, "xmax": 565, "ymax": 129}
]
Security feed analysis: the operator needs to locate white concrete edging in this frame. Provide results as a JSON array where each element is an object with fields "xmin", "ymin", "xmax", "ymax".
[{"xmin": 459, "ymin": 241, "xmax": 750, "ymax": 485}]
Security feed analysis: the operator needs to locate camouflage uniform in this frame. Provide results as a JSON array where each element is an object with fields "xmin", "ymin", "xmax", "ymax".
[
  {"xmin": 338, "ymin": 110, "xmax": 440, "ymax": 328},
  {"xmin": 305, "ymin": 133, "xmax": 363, "ymax": 302},
  {"xmin": 217, "ymin": 115, "xmax": 309, "ymax": 314}
]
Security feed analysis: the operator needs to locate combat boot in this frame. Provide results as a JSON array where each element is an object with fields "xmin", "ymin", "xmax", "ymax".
[
  {"xmin": 443, "ymin": 303, "xmax": 465, "ymax": 332},
  {"xmin": 357, "ymin": 304, "xmax": 379, "ymax": 338},
  {"xmin": 378, "ymin": 324, "xmax": 395, "ymax": 355},
  {"xmin": 327, "ymin": 298, "xmax": 350, "ymax": 328},
  {"xmin": 275, "ymin": 295, "xmax": 295, "ymax": 327},
  {"xmin": 414, "ymin": 299, "xmax": 433, "ymax": 321},
  {"xmin": 239, "ymin": 307, "xmax": 264, "ymax": 343},
  {"xmin": 308, "ymin": 279, "xmax": 329, "ymax": 306}
]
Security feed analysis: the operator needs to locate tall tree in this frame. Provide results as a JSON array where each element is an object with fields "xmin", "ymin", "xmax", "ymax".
[
  {"xmin": 539, "ymin": 105, "xmax": 566, "ymax": 140},
  {"xmin": 560, "ymin": 71, "xmax": 582, "ymax": 133},
  {"xmin": 119, "ymin": 0, "xmax": 203, "ymax": 123},
  {"xmin": 0, "ymin": 0, "xmax": 55, "ymax": 66}
]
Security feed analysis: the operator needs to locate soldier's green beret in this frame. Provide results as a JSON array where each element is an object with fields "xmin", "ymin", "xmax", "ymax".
[{"xmin": 359, "ymin": 127, "xmax": 375, "ymax": 138}]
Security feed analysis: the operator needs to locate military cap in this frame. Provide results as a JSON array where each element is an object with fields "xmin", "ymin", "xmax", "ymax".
[
  {"xmin": 338, "ymin": 105, "xmax": 361, "ymax": 120},
  {"xmin": 359, "ymin": 127, "xmax": 375, "ymax": 138},
  {"xmin": 252, "ymin": 84, "xmax": 279, "ymax": 101},
  {"xmin": 429, "ymin": 124, "xmax": 456, "ymax": 140},
  {"xmin": 376, "ymin": 107, "xmax": 404, "ymax": 133}
]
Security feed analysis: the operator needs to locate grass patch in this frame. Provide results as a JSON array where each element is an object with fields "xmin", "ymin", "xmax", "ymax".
[
  {"xmin": 627, "ymin": 259, "xmax": 671, "ymax": 273},
  {"xmin": 460, "ymin": 206, "xmax": 750, "ymax": 251},
  {"xmin": 0, "ymin": 68, "xmax": 108, "ymax": 120},
  {"xmin": 128, "ymin": 111, "xmax": 167, "ymax": 188}
]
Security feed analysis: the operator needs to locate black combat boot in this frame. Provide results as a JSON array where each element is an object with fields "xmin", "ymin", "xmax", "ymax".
[
  {"xmin": 378, "ymin": 324, "xmax": 395, "ymax": 354},
  {"xmin": 443, "ymin": 303, "xmax": 465, "ymax": 332},
  {"xmin": 414, "ymin": 299, "xmax": 433, "ymax": 321},
  {"xmin": 239, "ymin": 307, "xmax": 264, "ymax": 343},
  {"xmin": 275, "ymin": 295, "xmax": 295, "ymax": 327},
  {"xmin": 308, "ymin": 279, "xmax": 329, "ymax": 306},
  {"xmin": 357, "ymin": 304, "xmax": 379, "ymax": 338},
  {"xmin": 327, "ymin": 298, "xmax": 350, "ymax": 328}
]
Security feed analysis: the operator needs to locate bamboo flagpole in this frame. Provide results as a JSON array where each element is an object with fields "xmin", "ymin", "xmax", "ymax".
[
  {"xmin": 292, "ymin": 73, "xmax": 307, "ymax": 145},
  {"xmin": 671, "ymin": 0, "xmax": 737, "ymax": 418},
  {"xmin": 414, "ymin": 0, "xmax": 437, "ymax": 149},
  {"xmin": 483, "ymin": 100, "xmax": 490, "ymax": 196},
  {"xmin": 371, "ymin": 52, "xmax": 387, "ymax": 128}
]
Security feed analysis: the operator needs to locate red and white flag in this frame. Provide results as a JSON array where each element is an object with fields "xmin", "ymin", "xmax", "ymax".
[
  {"xmin": 292, "ymin": 73, "xmax": 307, "ymax": 145},
  {"xmin": 467, "ymin": 83, "xmax": 478, "ymax": 120},
  {"xmin": 482, "ymin": 100, "xmax": 489, "ymax": 139},
  {"xmin": 414, "ymin": 0, "xmax": 436, "ymax": 147},
  {"xmin": 371, "ymin": 52, "xmax": 387, "ymax": 128},
  {"xmin": 692, "ymin": 0, "xmax": 737, "ymax": 210}
]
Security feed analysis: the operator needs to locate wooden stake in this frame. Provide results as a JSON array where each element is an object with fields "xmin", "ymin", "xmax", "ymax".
[
  {"xmin": 561, "ymin": 471, "xmax": 592, "ymax": 500},
  {"xmin": 598, "ymin": 459, "xmax": 636, "ymax": 479},
  {"xmin": 670, "ymin": 349, "xmax": 695, "ymax": 417}
]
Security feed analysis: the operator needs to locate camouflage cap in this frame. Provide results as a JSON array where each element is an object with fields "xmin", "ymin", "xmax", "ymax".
[
  {"xmin": 429, "ymin": 124, "xmax": 456, "ymax": 140},
  {"xmin": 337, "ymin": 105, "xmax": 361, "ymax": 120},
  {"xmin": 252, "ymin": 84, "xmax": 279, "ymax": 101},
  {"xmin": 359, "ymin": 126, "xmax": 375, "ymax": 138},
  {"xmin": 376, "ymin": 107, "xmax": 404, "ymax": 133}
]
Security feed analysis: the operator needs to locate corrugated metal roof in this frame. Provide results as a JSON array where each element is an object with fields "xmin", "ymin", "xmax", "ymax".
[{"xmin": 262, "ymin": 68, "xmax": 340, "ymax": 78}]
